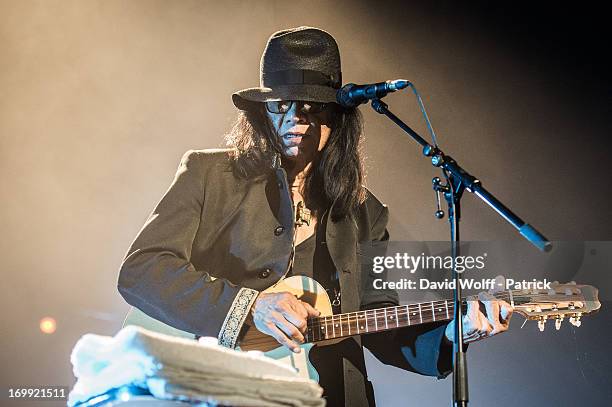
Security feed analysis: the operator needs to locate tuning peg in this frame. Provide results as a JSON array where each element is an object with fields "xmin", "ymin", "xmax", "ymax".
[
  {"xmin": 538, "ymin": 318, "xmax": 546, "ymax": 332},
  {"xmin": 568, "ymin": 281, "xmax": 576, "ymax": 285},
  {"xmin": 555, "ymin": 318, "xmax": 563, "ymax": 330},
  {"xmin": 569, "ymin": 316, "xmax": 581, "ymax": 327}
]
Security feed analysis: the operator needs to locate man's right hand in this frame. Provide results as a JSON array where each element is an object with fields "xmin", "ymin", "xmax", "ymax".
[{"xmin": 250, "ymin": 292, "xmax": 320, "ymax": 353}]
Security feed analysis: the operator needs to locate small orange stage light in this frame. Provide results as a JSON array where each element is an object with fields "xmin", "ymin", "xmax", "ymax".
[{"xmin": 39, "ymin": 317, "xmax": 57, "ymax": 334}]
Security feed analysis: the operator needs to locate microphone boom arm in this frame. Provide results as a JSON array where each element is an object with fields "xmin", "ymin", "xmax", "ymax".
[{"xmin": 370, "ymin": 98, "xmax": 552, "ymax": 252}]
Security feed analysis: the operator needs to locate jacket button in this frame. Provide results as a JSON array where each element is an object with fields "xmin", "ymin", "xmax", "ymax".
[
  {"xmin": 258, "ymin": 268, "xmax": 271, "ymax": 279},
  {"xmin": 274, "ymin": 226, "xmax": 285, "ymax": 236}
]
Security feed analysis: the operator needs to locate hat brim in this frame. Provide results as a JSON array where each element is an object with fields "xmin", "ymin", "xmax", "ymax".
[{"xmin": 232, "ymin": 85, "xmax": 338, "ymax": 111}]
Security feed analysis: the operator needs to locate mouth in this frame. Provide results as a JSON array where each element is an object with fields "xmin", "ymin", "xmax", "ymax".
[{"xmin": 282, "ymin": 132, "xmax": 307, "ymax": 147}]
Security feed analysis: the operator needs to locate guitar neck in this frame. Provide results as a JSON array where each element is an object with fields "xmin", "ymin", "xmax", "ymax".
[{"xmin": 304, "ymin": 291, "xmax": 514, "ymax": 343}]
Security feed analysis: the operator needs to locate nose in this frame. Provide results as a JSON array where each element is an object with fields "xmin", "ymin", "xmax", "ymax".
[{"xmin": 285, "ymin": 102, "xmax": 308, "ymax": 124}]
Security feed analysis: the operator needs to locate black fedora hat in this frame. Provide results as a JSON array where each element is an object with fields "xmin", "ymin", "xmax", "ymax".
[{"xmin": 232, "ymin": 26, "xmax": 342, "ymax": 110}]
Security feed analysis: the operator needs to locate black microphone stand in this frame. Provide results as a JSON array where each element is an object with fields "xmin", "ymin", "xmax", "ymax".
[{"xmin": 370, "ymin": 98, "xmax": 551, "ymax": 407}]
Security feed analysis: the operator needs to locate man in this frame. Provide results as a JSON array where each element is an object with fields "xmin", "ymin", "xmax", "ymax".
[{"xmin": 118, "ymin": 26, "xmax": 512, "ymax": 406}]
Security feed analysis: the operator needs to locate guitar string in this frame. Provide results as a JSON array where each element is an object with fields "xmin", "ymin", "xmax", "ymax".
[
  {"xmin": 305, "ymin": 303, "xmax": 581, "ymax": 333},
  {"xmin": 306, "ymin": 293, "xmax": 511, "ymax": 330},
  {"xmin": 303, "ymin": 293, "xmax": 584, "ymax": 338},
  {"xmin": 306, "ymin": 291, "xmax": 582, "ymax": 328}
]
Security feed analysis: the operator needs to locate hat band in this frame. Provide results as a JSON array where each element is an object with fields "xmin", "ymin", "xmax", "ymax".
[{"xmin": 262, "ymin": 69, "xmax": 342, "ymax": 89}]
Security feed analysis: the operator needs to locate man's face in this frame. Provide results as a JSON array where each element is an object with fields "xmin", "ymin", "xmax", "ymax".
[{"xmin": 265, "ymin": 100, "xmax": 333, "ymax": 161}]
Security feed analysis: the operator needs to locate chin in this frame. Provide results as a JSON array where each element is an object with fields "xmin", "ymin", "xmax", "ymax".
[{"xmin": 283, "ymin": 147, "xmax": 300, "ymax": 157}]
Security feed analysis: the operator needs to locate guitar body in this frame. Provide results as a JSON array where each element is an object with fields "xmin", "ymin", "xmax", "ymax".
[{"xmin": 123, "ymin": 276, "xmax": 335, "ymax": 381}]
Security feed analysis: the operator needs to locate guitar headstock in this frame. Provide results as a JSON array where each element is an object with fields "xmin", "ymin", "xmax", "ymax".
[{"xmin": 510, "ymin": 282, "xmax": 600, "ymax": 331}]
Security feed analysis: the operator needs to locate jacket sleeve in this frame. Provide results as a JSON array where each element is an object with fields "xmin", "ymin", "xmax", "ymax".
[
  {"xmin": 117, "ymin": 150, "xmax": 258, "ymax": 348},
  {"xmin": 360, "ymin": 204, "xmax": 453, "ymax": 379}
]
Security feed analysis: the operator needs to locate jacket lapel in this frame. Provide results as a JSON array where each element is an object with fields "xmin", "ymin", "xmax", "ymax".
[{"xmin": 325, "ymin": 209, "xmax": 360, "ymax": 313}]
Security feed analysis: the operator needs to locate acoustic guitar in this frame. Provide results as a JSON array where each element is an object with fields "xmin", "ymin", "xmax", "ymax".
[{"xmin": 123, "ymin": 276, "xmax": 600, "ymax": 381}]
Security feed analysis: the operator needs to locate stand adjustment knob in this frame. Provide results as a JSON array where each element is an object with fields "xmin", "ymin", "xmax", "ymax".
[{"xmin": 432, "ymin": 177, "xmax": 445, "ymax": 219}]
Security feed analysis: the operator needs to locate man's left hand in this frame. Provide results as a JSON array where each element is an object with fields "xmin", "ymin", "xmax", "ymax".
[{"xmin": 444, "ymin": 291, "xmax": 513, "ymax": 343}]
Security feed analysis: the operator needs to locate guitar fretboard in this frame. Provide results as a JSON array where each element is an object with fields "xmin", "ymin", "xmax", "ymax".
[{"xmin": 305, "ymin": 299, "xmax": 456, "ymax": 342}]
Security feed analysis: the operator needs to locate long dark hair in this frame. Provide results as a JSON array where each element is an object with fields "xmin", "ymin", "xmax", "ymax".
[{"xmin": 225, "ymin": 103, "xmax": 366, "ymax": 221}]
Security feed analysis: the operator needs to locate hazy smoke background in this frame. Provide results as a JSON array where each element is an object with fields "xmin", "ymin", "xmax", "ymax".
[{"xmin": 1, "ymin": 1, "xmax": 610, "ymax": 406}]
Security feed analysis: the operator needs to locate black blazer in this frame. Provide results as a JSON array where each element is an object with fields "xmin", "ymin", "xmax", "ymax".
[{"xmin": 118, "ymin": 149, "xmax": 451, "ymax": 405}]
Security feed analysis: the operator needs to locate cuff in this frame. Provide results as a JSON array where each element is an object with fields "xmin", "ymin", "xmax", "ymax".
[{"xmin": 218, "ymin": 287, "xmax": 259, "ymax": 348}]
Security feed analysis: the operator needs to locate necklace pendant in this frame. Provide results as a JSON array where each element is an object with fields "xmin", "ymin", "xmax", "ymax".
[
  {"xmin": 331, "ymin": 289, "xmax": 341, "ymax": 307},
  {"xmin": 295, "ymin": 201, "xmax": 312, "ymax": 226}
]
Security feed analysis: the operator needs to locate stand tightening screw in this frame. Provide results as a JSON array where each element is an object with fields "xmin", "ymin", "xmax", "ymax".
[{"xmin": 432, "ymin": 177, "xmax": 445, "ymax": 219}]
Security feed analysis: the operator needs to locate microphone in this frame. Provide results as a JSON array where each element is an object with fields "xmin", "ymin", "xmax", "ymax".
[{"xmin": 336, "ymin": 79, "xmax": 409, "ymax": 108}]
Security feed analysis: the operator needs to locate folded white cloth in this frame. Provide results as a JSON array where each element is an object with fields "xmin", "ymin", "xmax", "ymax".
[{"xmin": 69, "ymin": 325, "xmax": 324, "ymax": 406}]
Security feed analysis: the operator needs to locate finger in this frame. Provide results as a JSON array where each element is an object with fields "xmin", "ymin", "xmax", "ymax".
[
  {"xmin": 276, "ymin": 292, "xmax": 300, "ymax": 310},
  {"xmin": 464, "ymin": 311, "xmax": 492, "ymax": 343},
  {"xmin": 288, "ymin": 301, "xmax": 308, "ymax": 322},
  {"xmin": 281, "ymin": 308, "xmax": 308, "ymax": 334},
  {"xmin": 480, "ymin": 292, "xmax": 502, "ymax": 335},
  {"xmin": 272, "ymin": 311, "xmax": 305, "ymax": 343},
  {"xmin": 499, "ymin": 300, "xmax": 513, "ymax": 325},
  {"xmin": 300, "ymin": 301, "xmax": 321, "ymax": 317},
  {"xmin": 465, "ymin": 332, "xmax": 481, "ymax": 343},
  {"xmin": 464, "ymin": 319, "xmax": 482, "ymax": 343},
  {"xmin": 464, "ymin": 299, "xmax": 481, "ymax": 336},
  {"xmin": 267, "ymin": 323, "xmax": 302, "ymax": 353},
  {"xmin": 478, "ymin": 308, "xmax": 495, "ymax": 337}
]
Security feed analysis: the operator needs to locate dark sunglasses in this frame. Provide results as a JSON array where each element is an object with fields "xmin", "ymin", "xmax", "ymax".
[{"xmin": 265, "ymin": 100, "xmax": 329, "ymax": 114}]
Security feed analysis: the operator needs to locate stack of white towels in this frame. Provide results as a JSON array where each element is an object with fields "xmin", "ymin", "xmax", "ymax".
[{"xmin": 68, "ymin": 325, "xmax": 324, "ymax": 406}]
